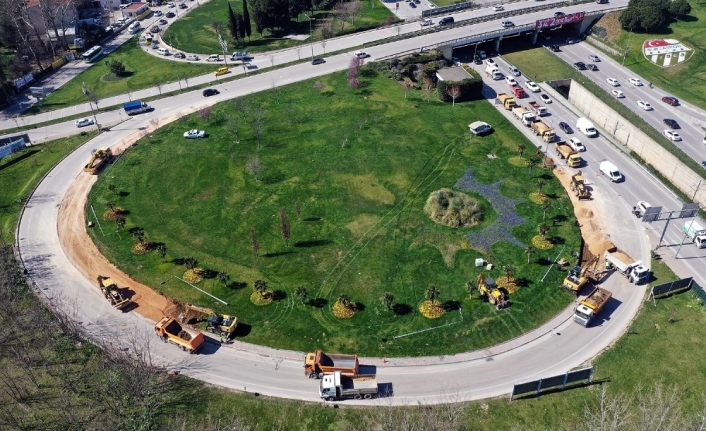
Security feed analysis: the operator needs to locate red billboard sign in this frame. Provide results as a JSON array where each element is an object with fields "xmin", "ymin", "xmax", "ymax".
[{"xmin": 535, "ymin": 12, "xmax": 585, "ymax": 30}]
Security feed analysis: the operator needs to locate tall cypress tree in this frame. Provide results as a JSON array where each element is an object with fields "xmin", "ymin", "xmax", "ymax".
[
  {"xmin": 237, "ymin": 13, "xmax": 246, "ymax": 41},
  {"xmin": 242, "ymin": 0, "xmax": 252, "ymax": 41},
  {"xmin": 227, "ymin": 2, "xmax": 239, "ymax": 43}
]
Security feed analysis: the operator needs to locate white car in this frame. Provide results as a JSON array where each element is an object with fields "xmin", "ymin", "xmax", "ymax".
[
  {"xmin": 588, "ymin": 54, "xmax": 600, "ymax": 62},
  {"xmin": 155, "ymin": 10, "xmax": 163, "ymax": 16},
  {"xmin": 505, "ymin": 76, "xmax": 517, "ymax": 86},
  {"xmin": 540, "ymin": 93, "xmax": 552, "ymax": 104},
  {"xmin": 611, "ymin": 89, "xmax": 624, "ymax": 98},
  {"xmin": 568, "ymin": 137, "xmax": 586, "ymax": 152},
  {"xmin": 75, "ymin": 118, "xmax": 94, "ymax": 128},
  {"xmin": 421, "ymin": 18, "xmax": 433, "ymax": 26},
  {"xmin": 354, "ymin": 50, "xmax": 370, "ymax": 59},
  {"xmin": 663, "ymin": 130, "xmax": 682, "ymax": 141},
  {"xmin": 186, "ymin": 54, "xmax": 200, "ymax": 61},
  {"xmin": 509, "ymin": 66, "xmax": 520, "ymax": 76},
  {"xmin": 452, "ymin": 57, "xmax": 461, "ymax": 66},
  {"xmin": 637, "ymin": 101, "xmax": 653, "ymax": 111},
  {"xmin": 526, "ymin": 81, "xmax": 540, "ymax": 92},
  {"xmin": 183, "ymin": 129, "xmax": 206, "ymax": 139},
  {"xmin": 629, "ymin": 78, "xmax": 643, "ymax": 86},
  {"xmin": 484, "ymin": 58, "xmax": 495, "ymax": 66},
  {"xmin": 493, "ymin": 5, "xmax": 504, "ymax": 11},
  {"xmin": 606, "ymin": 78, "xmax": 620, "ymax": 87}
]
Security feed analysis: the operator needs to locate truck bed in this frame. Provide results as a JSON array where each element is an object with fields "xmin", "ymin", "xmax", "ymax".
[
  {"xmin": 320, "ymin": 353, "xmax": 357, "ymax": 369},
  {"xmin": 341, "ymin": 375, "xmax": 378, "ymax": 392},
  {"xmin": 581, "ymin": 288, "xmax": 611, "ymax": 310}
]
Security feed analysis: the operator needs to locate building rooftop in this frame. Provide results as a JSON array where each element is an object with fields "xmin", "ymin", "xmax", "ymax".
[
  {"xmin": 124, "ymin": 2, "xmax": 147, "ymax": 10},
  {"xmin": 436, "ymin": 66, "xmax": 472, "ymax": 82}
]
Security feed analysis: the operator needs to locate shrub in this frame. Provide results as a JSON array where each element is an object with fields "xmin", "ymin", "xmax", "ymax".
[{"xmin": 424, "ymin": 188, "xmax": 483, "ymax": 228}]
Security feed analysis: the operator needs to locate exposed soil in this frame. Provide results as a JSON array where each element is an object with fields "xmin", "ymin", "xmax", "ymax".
[{"xmin": 594, "ymin": 11, "xmax": 624, "ymax": 42}]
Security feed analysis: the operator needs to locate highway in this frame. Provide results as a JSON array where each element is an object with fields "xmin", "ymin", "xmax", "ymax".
[{"xmin": 10, "ymin": 0, "xmax": 706, "ymax": 405}]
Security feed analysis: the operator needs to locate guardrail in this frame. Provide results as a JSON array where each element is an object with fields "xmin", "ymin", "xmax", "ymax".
[{"xmin": 422, "ymin": 1, "xmax": 474, "ymax": 18}]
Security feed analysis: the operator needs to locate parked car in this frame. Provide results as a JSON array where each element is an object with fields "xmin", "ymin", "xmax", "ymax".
[
  {"xmin": 637, "ymin": 100, "xmax": 653, "ymax": 110},
  {"xmin": 184, "ymin": 129, "xmax": 206, "ymax": 139},
  {"xmin": 155, "ymin": 10, "xmax": 163, "ymax": 16},
  {"xmin": 662, "ymin": 96, "xmax": 679, "ymax": 106},
  {"xmin": 167, "ymin": 2, "xmax": 175, "ymax": 7},
  {"xmin": 611, "ymin": 89, "xmax": 624, "ymax": 98},
  {"xmin": 75, "ymin": 118, "xmax": 94, "ymax": 128},
  {"xmin": 629, "ymin": 78, "xmax": 643, "ymax": 86},
  {"xmin": 202, "ymin": 88, "xmax": 219, "ymax": 97},
  {"xmin": 540, "ymin": 93, "xmax": 552, "ymax": 104},
  {"xmin": 409, "ymin": 1, "xmax": 416, "ymax": 7},
  {"xmin": 151, "ymin": 25, "xmax": 160, "ymax": 32},
  {"xmin": 166, "ymin": 11, "xmax": 175, "ymax": 17},
  {"xmin": 159, "ymin": 19, "xmax": 168, "ymax": 24},
  {"xmin": 550, "ymin": 45, "xmax": 560, "ymax": 52},
  {"xmin": 606, "ymin": 78, "xmax": 620, "ymax": 86},
  {"xmin": 663, "ymin": 118, "xmax": 680, "ymax": 129},
  {"xmin": 663, "ymin": 130, "xmax": 682, "ymax": 141},
  {"xmin": 573, "ymin": 62, "xmax": 586, "ymax": 70},
  {"xmin": 526, "ymin": 81, "xmax": 540, "ymax": 92},
  {"xmin": 559, "ymin": 122, "xmax": 573, "ymax": 134},
  {"xmin": 312, "ymin": 58, "xmax": 325, "ymax": 65},
  {"xmin": 179, "ymin": 3, "xmax": 187, "ymax": 8},
  {"xmin": 588, "ymin": 54, "xmax": 600, "ymax": 62}
]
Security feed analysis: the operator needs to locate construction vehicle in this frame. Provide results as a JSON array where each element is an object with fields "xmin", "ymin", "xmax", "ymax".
[
  {"xmin": 497, "ymin": 93, "xmax": 517, "ymax": 110},
  {"xmin": 528, "ymin": 101, "xmax": 548, "ymax": 116},
  {"xmin": 96, "ymin": 275, "xmax": 130, "ymax": 309},
  {"xmin": 510, "ymin": 84, "xmax": 527, "ymax": 99},
  {"xmin": 570, "ymin": 171, "xmax": 591, "ymax": 200},
  {"xmin": 477, "ymin": 273, "xmax": 509, "ymax": 310},
  {"xmin": 604, "ymin": 250, "xmax": 650, "ymax": 284},
  {"xmin": 178, "ymin": 303, "xmax": 238, "ymax": 338},
  {"xmin": 319, "ymin": 371, "xmax": 378, "ymax": 401},
  {"xmin": 531, "ymin": 120, "xmax": 555, "ymax": 142},
  {"xmin": 561, "ymin": 256, "xmax": 599, "ymax": 294},
  {"xmin": 512, "ymin": 105, "xmax": 535, "ymax": 126},
  {"xmin": 555, "ymin": 142, "xmax": 582, "ymax": 168},
  {"xmin": 83, "ymin": 148, "xmax": 111, "ymax": 174},
  {"xmin": 304, "ymin": 350, "xmax": 359, "ymax": 379},
  {"xmin": 573, "ymin": 286, "xmax": 612, "ymax": 327},
  {"xmin": 154, "ymin": 317, "xmax": 205, "ymax": 353}
]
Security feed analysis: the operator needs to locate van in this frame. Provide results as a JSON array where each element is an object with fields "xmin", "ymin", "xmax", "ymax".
[
  {"xmin": 158, "ymin": 47, "xmax": 169, "ymax": 56},
  {"xmin": 599, "ymin": 161, "xmax": 623, "ymax": 182},
  {"xmin": 576, "ymin": 117, "xmax": 598, "ymax": 137},
  {"xmin": 438, "ymin": 16, "xmax": 454, "ymax": 25}
]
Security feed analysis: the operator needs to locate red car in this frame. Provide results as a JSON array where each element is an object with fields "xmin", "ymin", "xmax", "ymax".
[{"xmin": 662, "ymin": 96, "xmax": 679, "ymax": 106}]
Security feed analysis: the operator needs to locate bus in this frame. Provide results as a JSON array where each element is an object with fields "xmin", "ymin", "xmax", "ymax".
[{"xmin": 82, "ymin": 46, "xmax": 104, "ymax": 63}]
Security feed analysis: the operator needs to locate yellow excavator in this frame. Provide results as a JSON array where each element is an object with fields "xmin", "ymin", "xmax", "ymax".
[
  {"xmin": 570, "ymin": 171, "xmax": 591, "ymax": 200},
  {"xmin": 96, "ymin": 275, "xmax": 131, "ymax": 310},
  {"xmin": 178, "ymin": 303, "xmax": 238, "ymax": 339},
  {"xmin": 561, "ymin": 256, "xmax": 600, "ymax": 295},
  {"xmin": 83, "ymin": 148, "xmax": 112, "ymax": 174},
  {"xmin": 477, "ymin": 273, "xmax": 509, "ymax": 310}
]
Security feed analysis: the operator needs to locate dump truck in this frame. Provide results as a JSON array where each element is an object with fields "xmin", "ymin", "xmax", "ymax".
[
  {"xmin": 179, "ymin": 303, "xmax": 238, "ymax": 338},
  {"xmin": 531, "ymin": 120, "xmax": 555, "ymax": 142},
  {"xmin": 512, "ymin": 106, "xmax": 535, "ymax": 126},
  {"xmin": 154, "ymin": 317, "xmax": 205, "ymax": 353},
  {"xmin": 123, "ymin": 100, "xmax": 152, "ymax": 115},
  {"xmin": 510, "ymin": 84, "xmax": 527, "ymax": 99},
  {"xmin": 96, "ymin": 275, "xmax": 130, "ymax": 309},
  {"xmin": 570, "ymin": 171, "xmax": 591, "ymax": 200},
  {"xmin": 304, "ymin": 350, "xmax": 359, "ymax": 379},
  {"xmin": 497, "ymin": 93, "xmax": 517, "ymax": 110},
  {"xmin": 319, "ymin": 371, "xmax": 378, "ymax": 401},
  {"xmin": 683, "ymin": 220, "xmax": 706, "ymax": 241},
  {"xmin": 561, "ymin": 256, "xmax": 599, "ymax": 294},
  {"xmin": 477, "ymin": 273, "xmax": 509, "ymax": 310},
  {"xmin": 555, "ymin": 142, "xmax": 582, "ymax": 168},
  {"xmin": 604, "ymin": 250, "xmax": 649, "ymax": 284},
  {"xmin": 573, "ymin": 286, "xmax": 612, "ymax": 326},
  {"xmin": 528, "ymin": 101, "xmax": 548, "ymax": 116},
  {"xmin": 83, "ymin": 148, "xmax": 111, "ymax": 174}
]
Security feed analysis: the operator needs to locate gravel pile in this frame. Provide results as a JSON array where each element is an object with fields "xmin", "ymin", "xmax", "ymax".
[{"xmin": 455, "ymin": 168, "xmax": 527, "ymax": 252}]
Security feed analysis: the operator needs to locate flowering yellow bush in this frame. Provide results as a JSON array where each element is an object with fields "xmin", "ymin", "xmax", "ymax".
[
  {"xmin": 131, "ymin": 242, "xmax": 149, "ymax": 255},
  {"xmin": 183, "ymin": 268, "xmax": 204, "ymax": 284},
  {"xmin": 529, "ymin": 192, "xmax": 547, "ymax": 204},
  {"xmin": 508, "ymin": 156, "xmax": 528, "ymax": 167},
  {"xmin": 419, "ymin": 300, "xmax": 445, "ymax": 319},
  {"xmin": 103, "ymin": 207, "xmax": 125, "ymax": 221},
  {"xmin": 250, "ymin": 290, "xmax": 273, "ymax": 306},
  {"xmin": 496, "ymin": 276, "xmax": 519, "ymax": 294},
  {"xmin": 332, "ymin": 301, "xmax": 355, "ymax": 318},
  {"xmin": 532, "ymin": 235, "xmax": 553, "ymax": 250}
]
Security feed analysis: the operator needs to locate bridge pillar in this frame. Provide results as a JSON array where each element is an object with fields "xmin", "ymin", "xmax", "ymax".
[
  {"xmin": 494, "ymin": 35, "xmax": 503, "ymax": 52},
  {"xmin": 439, "ymin": 45, "xmax": 453, "ymax": 60},
  {"xmin": 532, "ymin": 30, "xmax": 539, "ymax": 45},
  {"xmin": 577, "ymin": 18, "xmax": 594, "ymax": 35}
]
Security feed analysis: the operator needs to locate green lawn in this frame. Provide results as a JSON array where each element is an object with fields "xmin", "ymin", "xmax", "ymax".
[
  {"xmin": 23, "ymin": 39, "xmax": 215, "ymax": 115},
  {"xmin": 87, "ymin": 65, "xmax": 581, "ymax": 357},
  {"xmin": 0, "ymin": 133, "xmax": 96, "ymax": 238},
  {"xmin": 165, "ymin": 0, "xmax": 393, "ymax": 54}
]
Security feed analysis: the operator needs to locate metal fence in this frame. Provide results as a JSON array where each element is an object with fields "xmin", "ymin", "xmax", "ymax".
[
  {"xmin": 649, "ymin": 277, "xmax": 693, "ymax": 301},
  {"xmin": 510, "ymin": 367, "xmax": 594, "ymax": 400}
]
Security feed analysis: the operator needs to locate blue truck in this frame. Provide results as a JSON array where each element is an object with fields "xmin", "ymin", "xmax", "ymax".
[{"xmin": 123, "ymin": 101, "xmax": 152, "ymax": 115}]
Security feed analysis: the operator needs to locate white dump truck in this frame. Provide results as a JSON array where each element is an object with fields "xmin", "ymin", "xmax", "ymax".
[
  {"xmin": 319, "ymin": 371, "xmax": 378, "ymax": 401},
  {"xmin": 604, "ymin": 250, "xmax": 650, "ymax": 284},
  {"xmin": 683, "ymin": 220, "xmax": 706, "ymax": 248}
]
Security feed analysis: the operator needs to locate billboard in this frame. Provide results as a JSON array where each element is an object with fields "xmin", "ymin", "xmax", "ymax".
[
  {"xmin": 535, "ymin": 12, "xmax": 585, "ymax": 30},
  {"xmin": 14, "ymin": 72, "xmax": 35, "ymax": 90},
  {"xmin": 0, "ymin": 138, "xmax": 27, "ymax": 160}
]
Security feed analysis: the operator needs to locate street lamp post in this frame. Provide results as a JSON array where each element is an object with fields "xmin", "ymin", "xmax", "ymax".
[
  {"xmin": 304, "ymin": 13, "xmax": 315, "ymax": 61},
  {"xmin": 81, "ymin": 82, "xmax": 99, "ymax": 128}
]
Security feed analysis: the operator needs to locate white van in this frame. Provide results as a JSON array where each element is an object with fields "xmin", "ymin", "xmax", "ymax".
[
  {"xmin": 600, "ymin": 161, "xmax": 623, "ymax": 182},
  {"xmin": 205, "ymin": 54, "xmax": 222, "ymax": 62},
  {"xmin": 128, "ymin": 21, "xmax": 141, "ymax": 34},
  {"xmin": 485, "ymin": 66, "xmax": 503, "ymax": 80},
  {"xmin": 576, "ymin": 117, "xmax": 598, "ymax": 137},
  {"xmin": 158, "ymin": 47, "xmax": 169, "ymax": 56}
]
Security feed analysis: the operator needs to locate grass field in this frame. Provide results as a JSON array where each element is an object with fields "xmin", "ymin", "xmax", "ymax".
[
  {"xmin": 87, "ymin": 65, "xmax": 581, "ymax": 356},
  {"xmin": 23, "ymin": 39, "xmax": 215, "ymax": 115},
  {"xmin": 0, "ymin": 133, "xmax": 95, "ymax": 239},
  {"xmin": 165, "ymin": 0, "xmax": 393, "ymax": 54}
]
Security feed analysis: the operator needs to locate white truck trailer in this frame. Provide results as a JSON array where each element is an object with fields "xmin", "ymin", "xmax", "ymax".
[{"xmin": 604, "ymin": 251, "xmax": 650, "ymax": 284}]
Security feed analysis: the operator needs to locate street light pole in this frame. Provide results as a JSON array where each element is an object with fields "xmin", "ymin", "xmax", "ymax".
[
  {"xmin": 81, "ymin": 82, "xmax": 99, "ymax": 128},
  {"xmin": 304, "ymin": 13, "xmax": 315, "ymax": 61}
]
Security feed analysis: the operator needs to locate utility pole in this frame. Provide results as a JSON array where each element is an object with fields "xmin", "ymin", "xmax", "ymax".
[
  {"xmin": 304, "ymin": 13, "xmax": 315, "ymax": 61},
  {"xmin": 81, "ymin": 82, "xmax": 99, "ymax": 128}
]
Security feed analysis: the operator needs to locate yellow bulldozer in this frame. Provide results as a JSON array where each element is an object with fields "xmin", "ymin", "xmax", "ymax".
[
  {"xmin": 96, "ymin": 275, "xmax": 131, "ymax": 310},
  {"xmin": 560, "ymin": 256, "xmax": 602, "ymax": 295},
  {"xmin": 178, "ymin": 303, "xmax": 238, "ymax": 339},
  {"xmin": 477, "ymin": 273, "xmax": 509, "ymax": 310},
  {"xmin": 83, "ymin": 148, "xmax": 112, "ymax": 174},
  {"xmin": 570, "ymin": 171, "xmax": 591, "ymax": 200}
]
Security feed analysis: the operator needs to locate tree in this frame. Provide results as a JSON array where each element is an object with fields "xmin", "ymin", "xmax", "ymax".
[
  {"xmin": 401, "ymin": 79, "xmax": 413, "ymax": 100},
  {"xmin": 250, "ymin": 225, "xmax": 260, "ymax": 256},
  {"xmin": 246, "ymin": 155, "xmax": 263, "ymax": 181},
  {"xmin": 528, "ymin": 156, "xmax": 540, "ymax": 174},
  {"xmin": 250, "ymin": 108, "xmax": 265, "ymax": 149},
  {"xmin": 109, "ymin": 60, "xmax": 126, "ymax": 77},
  {"xmin": 517, "ymin": 144, "xmax": 526, "ymax": 157},
  {"xmin": 502, "ymin": 264, "xmax": 515, "ymax": 282},
  {"xmin": 237, "ymin": 13, "xmax": 246, "ymax": 41},
  {"xmin": 108, "ymin": 184, "xmax": 116, "ymax": 194},
  {"xmin": 156, "ymin": 244, "xmax": 167, "ymax": 261},
  {"xmin": 242, "ymin": 0, "xmax": 252, "ymax": 40},
  {"xmin": 106, "ymin": 201, "xmax": 115, "ymax": 211},
  {"xmin": 381, "ymin": 292, "xmax": 394, "ymax": 311},
  {"xmin": 217, "ymin": 271, "xmax": 230, "ymax": 287},
  {"xmin": 426, "ymin": 285, "xmax": 440, "ymax": 303},
  {"xmin": 295, "ymin": 286, "xmax": 308, "ymax": 304},
  {"xmin": 536, "ymin": 179, "xmax": 545, "ymax": 194},
  {"xmin": 525, "ymin": 245, "xmax": 535, "ymax": 264},
  {"xmin": 183, "ymin": 257, "xmax": 198, "ymax": 270},
  {"xmin": 537, "ymin": 222, "xmax": 550, "ymax": 240},
  {"xmin": 447, "ymin": 85, "xmax": 461, "ymax": 106},
  {"xmin": 227, "ymin": 3, "xmax": 240, "ymax": 43},
  {"xmin": 295, "ymin": 201, "xmax": 301, "ymax": 219},
  {"xmin": 254, "ymin": 279, "xmax": 268, "ymax": 298},
  {"xmin": 669, "ymin": 0, "xmax": 691, "ymax": 17},
  {"xmin": 337, "ymin": 293, "xmax": 353, "ymax": 310},
  {"xmin": 131, "ymin": 227, "xmax": 145, "ymax": 244},
  {"xmin": 542, "ymin": 199, "xmax": 551, "ymax": 221},
  {"xmin": 619, "ymin": 0, "xmax": 669, "ymax": 31},
  {"xmin": 279, "ymin": 207, "xmax": 291, "ymax": 247},
  {"xmin": 116, "ymin": 217, "xmax": 126, "ymax": 230}
]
